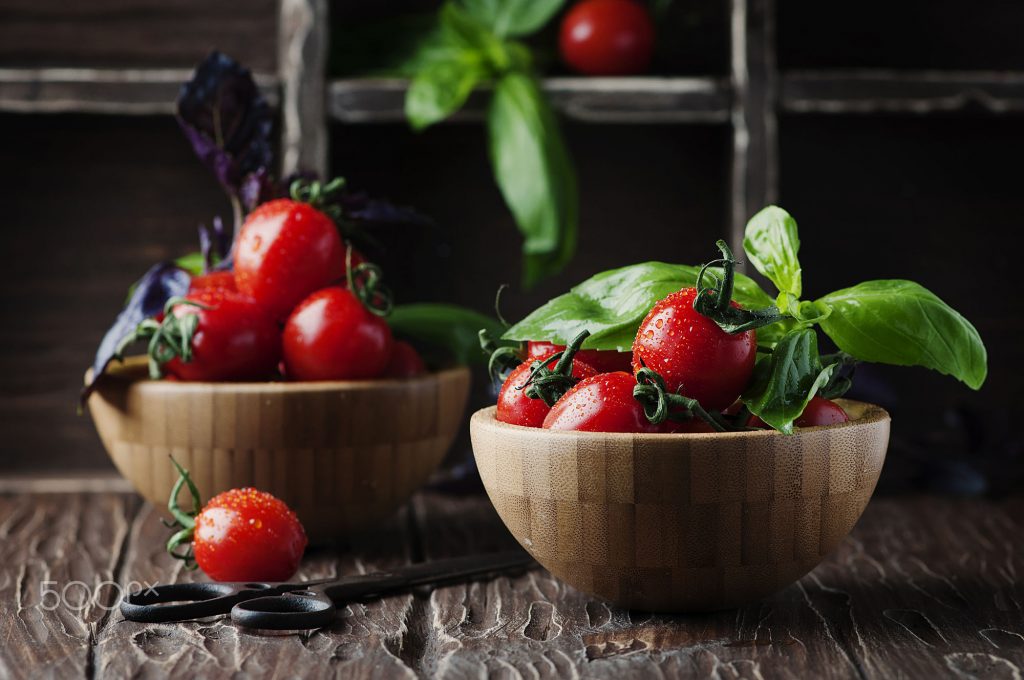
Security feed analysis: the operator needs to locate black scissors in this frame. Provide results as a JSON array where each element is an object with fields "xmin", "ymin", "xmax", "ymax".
[{"xmin": 122, "ymin": 549, "xmax": 534, "ymax": 630}]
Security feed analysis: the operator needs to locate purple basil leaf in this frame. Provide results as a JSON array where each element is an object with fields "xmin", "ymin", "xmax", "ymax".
[
  {"xmin": 82, "ymin": 262, "xmax": 190, "ymax": 401},
  {"xmin": 239, "ymin": 167, "xmax": 282, "ymax": 212},
  {"xmin": 199, "ymin": 216, "xmax": 233, "ymax": 272},
  {"xmin": 176, "ymin": 51, "xmax": 273, "ymax": 200}
]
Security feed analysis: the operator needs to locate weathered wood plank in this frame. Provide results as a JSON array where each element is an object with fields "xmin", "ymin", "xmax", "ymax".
[
  {"xmin": 0, "ymin": 493, "xmax": 140, "ymax": 679},
  {"xmin": 410, "ymin": 493, "xmax": 1024, "ymax": 679},
  {"xmin": 92, "ymin": 501, "xmax": 419, "ymax": 679}
]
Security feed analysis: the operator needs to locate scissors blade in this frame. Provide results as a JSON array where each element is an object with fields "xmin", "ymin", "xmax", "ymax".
[{"xmin": 325, "ymin": 549, "xmax": 536, "ymax": 602}]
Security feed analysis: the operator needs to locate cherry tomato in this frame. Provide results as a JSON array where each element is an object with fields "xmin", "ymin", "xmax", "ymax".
[
  {"xmin": 632, "ymin": 288, "xmax": 756, "ymax": 411},
  {"xmin": 527, "ymin": 340, "xmax": 633, "ymax": 374},
  {"xmin": 189, "ymin": 270, "xmax": 236, "ymax": 293},
  {"xmin": 383, "ymin": 340, "xmax": 426, "ymax": 379},
  {"xmin": 747, "ymin": 397, "xmax": 849, "ymax": 429},
  {"xmin": 234, "ymin": 199, "xmax": 345, "ymax": 320},
  {"xmin": 559, "ymin": 0, "xmax": 655, "ymax": 76},
  {"xmin": 496, "ymin": 353, "xmax": 597, "ymax": 428},
  {"xmin": 163, "ymin": 288, "xmax": 281, "ymax": 382},
  {"xmin": 543, "ymin": 371, "xmax": 660, "ymax": 433},
  {"xmin": 192, "ymin": 487, "xmax": 307, "ymax": 581},
  {"xmin": 283, "ymin": 287, "xmax": 393, "ymax": 381}
]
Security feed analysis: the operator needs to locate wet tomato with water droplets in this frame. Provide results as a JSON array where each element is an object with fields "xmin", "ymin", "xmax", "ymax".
[
  {"xmin": 632, "ymin": 288, "xmax": 756, "ymax": 411},
  {"xmin": 193, "ymin": 487, "xmax": 308, "ymax": 582},
  {"xmin": 542, "ymin": 371, "xmax": 661, "ymax": 433},
  {"xmin": 747, "ymin": 397, "xmax": 849, "ymax": 429},
  {"xmin": 496, "ymin": 353, "xmax": 597, "ymax": 428}
]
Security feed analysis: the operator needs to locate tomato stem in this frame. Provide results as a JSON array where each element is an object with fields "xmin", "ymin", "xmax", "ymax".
[
  {"xmin": 519, "ymin": 330, "xmax": 591, "ymax": 407},
  {"xmin": 694, "ymin": 240, "xmax": 789, "ymax": 334},
  {"xmin": 165, "ymin": 456, "xmax": 201, "ymax": 570},
  {"xmin": 633, "ymin": 367, "xmax": 737, "ymax": 432},
  {"xmin": 345, "ymin": 245, "xmax": 393, "ymax": 317},
  {"xmin": 479, "ymin": 328, "xmax": 523, "ymax": 388}
]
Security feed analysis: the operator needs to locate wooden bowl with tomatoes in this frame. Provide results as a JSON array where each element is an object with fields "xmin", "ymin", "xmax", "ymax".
[
  {"xmin": 470, "ymin": 399, "xmax": 890, "ymax": 612},
  {"xmin": 87, "ymin": 356, "xmax": 470, "ymax": 543}
]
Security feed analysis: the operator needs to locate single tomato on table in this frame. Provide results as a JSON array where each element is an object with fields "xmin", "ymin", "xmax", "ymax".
[
  {"xmin": 166, "ymin": 459, "xmax": 307, "ymax": 582},
  {"xmin": 283, "ymin": 287, "xmax": 393, "ymax": 381}
]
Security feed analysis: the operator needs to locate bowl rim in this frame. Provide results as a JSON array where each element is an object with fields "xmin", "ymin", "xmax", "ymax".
[
  {"xmin": 471, "ymin": 398, "xmax": 889, "ymax": 441},
  {"xmin": 86, "ymin": 355, "xmax": 470, "ymax": 395}
]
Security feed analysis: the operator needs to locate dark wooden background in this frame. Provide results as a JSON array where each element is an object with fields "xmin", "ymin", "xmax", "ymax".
[{"xmin": 2, "ymin": 0, "xmax": 1022, "ymax": 497}]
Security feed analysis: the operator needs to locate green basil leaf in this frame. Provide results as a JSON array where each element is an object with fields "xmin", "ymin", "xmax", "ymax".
[
  {"xmin": 461, "ymin": 0, "xmax": 566, "ymax": 38},
  {"xmin": 487, "ymin": 73, "xmax": 577, "ymax": 287},
  {"xmin": 743, "ymin": 328, "xmax": 835, "ymax": 434},
  {"xmin": 818, "ymin": 279, "xmax": 987, "ymax": 390},
  {"xmin": 405, "ymin": 56, "xmax": 485, "ymax": 130},
  {"xmin": 388, "ymin": 303, "xmax": 505, "ymax": 365},
  {"xmin": 503, "ymin": 261, "xmax": 775, "ymax": 351},
  {"xmin": 174, "ymin": 251, "xmax": 204, "ymax": 276},
  {"xmin": 743, "ymin": 205, "xmax": 802, "ymax": 297}
]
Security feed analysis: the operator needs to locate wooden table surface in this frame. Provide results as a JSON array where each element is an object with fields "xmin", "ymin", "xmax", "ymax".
[{"xmin": 1, "ymin": 490, "xmax": 1022, "ymax": 679}]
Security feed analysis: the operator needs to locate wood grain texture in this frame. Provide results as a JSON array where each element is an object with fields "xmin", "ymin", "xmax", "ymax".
[
  {"xmin": 1, "ymin": 491, "xmax": 1022, "ymax": 678},
  {"xmin": 0, "ymin": 0, "xmax": 279, "ymax": 72},
  {"xmin": 87, "ymin": 359, "xmax": 470, "ymax": 542},
  {"xmin": 471, "ymin": 400, "xmax": 890, "ymax": 612}
]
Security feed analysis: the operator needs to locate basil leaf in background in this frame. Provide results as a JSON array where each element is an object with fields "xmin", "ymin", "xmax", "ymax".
[
  {"xmin": 488, "ymin": 73, "xmax": 577, "ymax": 287},
  {"xmin": 84, "ymin": 263, "xmax": 191, "ymax": 401},
  {"xmin": 173, "ymin": 252, "xmax": 205, "ymax": 276},
  {"xmin": 743, "ymin": 328, "xmax": 835, "ymax": 434},
  {"xmin": 743, "ymin": 205, "xmax": 802, "ymax": 297},
  {"xmin": 389, "ymin": 303, "xmax": 506, "ymax": 365},
  {"xmin": 406, "ymin": 56, "xmax": 486, "ymax": 130},
  {"xmin": 503, "ymin": 261, "xmax": 775, "ymax": 351},
  {"xmin": 198, "ymin": 216, "xmax": 232, "ymax": 272},
  {"xmin": 461, "ymin": 0, "xmax": 566, "ymax": 38},
  {"xmin": 176, "ymin": 52, "xmax": 273, "ymax": 214},
  {"xmin": 818, "ymin": 280, "xmax": 987, "ymax": 389}
]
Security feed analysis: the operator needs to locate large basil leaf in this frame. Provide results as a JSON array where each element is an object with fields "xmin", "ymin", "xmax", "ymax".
[
  {"xmin": 461, "ymin": 0, "xmax": 566, "ymax": 38},
  {"xmin": 743, "ymin": 328, "xmax": 835, "ymax": 434},
  {"xmin": 743, "ymin": 205, "xmax": 802, "ymax": 297},
  {"xmin": 503, "ymin": 261, "xmax": 775, "ymax": 351},
  {"xmin": 389, "ymin": 303, "xmax": 506, "ymax": 365},
  {"xmin": 818, "ymin": 280, "xmax": 987, "ymax": 389},
  {"xmin": 488, "ymin": 73, "xmax": 577, "ymax": 287},
  {"xmin": 406, "ymin": 55, "xmax": 486, "ymax": 130}
]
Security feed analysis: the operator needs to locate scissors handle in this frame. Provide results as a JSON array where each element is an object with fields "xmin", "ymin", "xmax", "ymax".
[{"xmin": 121, "ymin": 581, "xmax": 261, "ymax": 623}]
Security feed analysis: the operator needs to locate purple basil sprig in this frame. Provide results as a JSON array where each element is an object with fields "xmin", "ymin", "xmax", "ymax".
[
  {"xmin": 83, "ymin": 263, "xmax": 190, "ymax": 401},
  {"xmin": 176, "ymin": 51, "xmax": 273, "ymax": 232}
]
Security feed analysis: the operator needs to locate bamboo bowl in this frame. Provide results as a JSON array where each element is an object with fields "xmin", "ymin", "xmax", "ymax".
[
  {"xmin": 471, "ymin": 400, "xmax": 889, "ymax": 612},
  {"xmin": 87, "ymin": 357, "xmax": 470, "ymax": 542}
]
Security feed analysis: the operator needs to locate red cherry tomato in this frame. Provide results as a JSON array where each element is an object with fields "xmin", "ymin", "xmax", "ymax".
[
  {"xmin": 163, "ymin": 289, "xmax": 281, "ymax": 382},
  {"xmin": 189, "ymin": 270, "xmax": 236, "ymax": 293},
  {"xmin": 283, "ymin": 287, "xmax": 393, "ymax": 381},
  {"xmin": 193, "ymin": 487, "xmax": 307, "ymax": 581},
  {"xmin": 234, "ymin": 199, "xmax": 345, "ymax": 320},
  {"xmin": 747, "ymin": 397, "xmax": 849, "ymax": 429},
  {"xmin": 383, "ymin": 340, "xmax": 426, "ymax": 379},
  {"xmin": 559, "ymin": 0, "xmax": 655, "ymax": 76},
  {"xmin": 632, "ymin": 288, "xmax": 757, "ymax": 411},
  {"xmin": 496, "ymin": 353, "xmax": 597, "ymax": 428},
  {"xmin": 543, "ymin": 371, "xmax": 660, "ymax": 433},
  {"xmin": 527, "ymin": 340, "xmax": 633, "ymax": 374}
]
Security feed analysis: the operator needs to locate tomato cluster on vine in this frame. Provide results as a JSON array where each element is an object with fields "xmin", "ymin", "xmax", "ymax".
[{"xmin": 120, "ymin": 180, "xmax": 425, "ymax": 384}]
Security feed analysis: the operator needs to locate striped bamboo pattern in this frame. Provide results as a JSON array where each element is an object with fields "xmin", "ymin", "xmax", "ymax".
[
  {"xmin": 471, "ymin": 400, "xmax": 889, "ymax": 612},
  {"xmin": 88, "ymin": 358, "xmax": 470, "ymax": 542}
]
